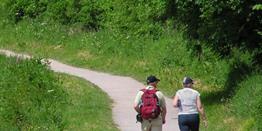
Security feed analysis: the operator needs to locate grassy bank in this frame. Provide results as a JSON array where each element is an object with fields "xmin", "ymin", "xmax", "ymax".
[
  {"xmin": 0, "ymin": 11, "xmax": 261, "ymax": 131},
  {"xmin": 61, "ymin": 74, "xmax": 118, "ymax": 131},
  {"xmin": 0, "ymin": 20, "xmax": 230, "ymax": 95},
  {"xmin": 0, "ymin": 55, "xmax": 118, "ymax": 130},
  {"xmin": 0, "ymin": 55, "xmax": 67, "ymax": 130},
  {"xmin": 0, "ymin": 56, "xmax": 67, "ymax": 130},
  {"xmin": 203, "ymin": 74, "xmax": 262, "ymax": 130}
]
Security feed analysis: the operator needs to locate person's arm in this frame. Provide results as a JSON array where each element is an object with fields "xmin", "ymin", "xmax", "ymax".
[
  {"xmin": 134, "ymin": 91, "xmax": 142, "ymax": 113},
  {"xmin": 196, "ymin": 96, "xmax": 207, "ymax": 127},
  {"xmin": 173, "ymin": 94, "xmax": 179, "ymax": 107},
  {"xmin": 134, "ymin": 104, "xmax": 140, "ymax": 113},
  {"xmin": 161, "ymin": 106, "xmax": 167, "ymax": 124},
  {"xmin": 159, "ymin": 92, "xmax": 167, "ymax": 124}
]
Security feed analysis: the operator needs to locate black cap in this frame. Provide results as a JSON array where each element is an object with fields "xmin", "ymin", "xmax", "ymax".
[
  {"xmin": 183, "ymin": 77, "xmax": 193, "ymax": 84},
  {"xmin": 147, "ymin": 75, "xmax": 160, "ymax": 83}
]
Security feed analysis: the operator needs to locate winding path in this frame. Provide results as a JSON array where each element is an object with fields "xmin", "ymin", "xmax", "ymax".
[{"xmin": 0, "ymin": 49, "xmax": 179, "ymax": 131}]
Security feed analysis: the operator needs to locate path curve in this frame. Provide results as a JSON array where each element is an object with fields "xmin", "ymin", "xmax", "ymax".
[{"xmin": 0, "ymin": 49, "xmax": 179, "ymax": 131}]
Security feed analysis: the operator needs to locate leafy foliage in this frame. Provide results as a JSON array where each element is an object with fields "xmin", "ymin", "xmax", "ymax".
[
  {"xmin": 3, "ymin": 0, "xmax": 167, "ymax": 36},
  {"xmin": 4, "ymin": 0, "xmax": 106, "ymax": 30},
  {"xmin": 174, "ymin": 0, "xmax": 261, "ymax": 61},
  {"xmin": 104, "ymin": 0, "xmax": 166, "ymax": 36},
  {"xmin": 3, "ymin": 0, "xmax": 261, "ymax": 50}
]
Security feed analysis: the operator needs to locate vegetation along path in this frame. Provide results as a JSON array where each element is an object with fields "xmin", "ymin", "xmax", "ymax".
[{"xmin": 0, "ymin": 49, "xmax": 179, "ymax": 131}]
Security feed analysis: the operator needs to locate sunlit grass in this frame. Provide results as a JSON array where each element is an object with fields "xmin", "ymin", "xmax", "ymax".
[
  {"xmin": 0, "ymin": 55, "xmax": 118, "ymax": 130},
  {"xmin": 0, "ymin": 18, "xmax": 261, "ymax": 130},
  {"xmin": 60, "ymin": 74, "xmax": 119, "ymax": 131}
]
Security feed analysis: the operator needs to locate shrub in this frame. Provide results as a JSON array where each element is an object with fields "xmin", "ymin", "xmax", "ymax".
[
  {"xmin": 4, "ymin": 0, "xmax": 106, "ymax": 30},
  {"xmin": 3, "ymin": 0, "xmax": 168, "ymax": 35},
  {"xmin": 4, "ymin": 0, "xmax": 48, "ymax": 22},
  {"xmin": 104, "ymin": 0, "xmax": 166, "ymax": 36},
  {"xmin": 174, "ymin": 0, "xmax": 261, "ymax": 59}
]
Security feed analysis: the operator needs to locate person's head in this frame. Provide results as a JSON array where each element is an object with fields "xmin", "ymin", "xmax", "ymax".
[
  {"xmin": 146, "ymin": 75, "xmax": 160, "ymax": 87},
  {"xmin": 183, "ymin": 77, "xmax": 194, "ymax": 88}
]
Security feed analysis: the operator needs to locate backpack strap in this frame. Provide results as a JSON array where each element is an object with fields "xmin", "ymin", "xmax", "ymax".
[{"xmin": 140, "ymin": 88, "xmax": 146, "ymax": 92}]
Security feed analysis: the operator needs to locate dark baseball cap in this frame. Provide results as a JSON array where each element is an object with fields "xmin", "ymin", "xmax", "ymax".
[
  {"xmin": 183, "ymin": 77, "xmax": 193, "ymax": 84},
  {"xmin": 147, "ymin": 75, "xmax": 160, "ymax": 83}
]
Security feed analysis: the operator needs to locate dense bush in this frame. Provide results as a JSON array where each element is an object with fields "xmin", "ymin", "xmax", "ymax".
[
  {"xmin": 3, "ymin": 0, "xmax": 168, "ymax": 35},
  {"xmin": 0, "ymin": 56, "xmax": 67, "ymax": 130},
  {"xmin": 174, "ymin": 0, "xmax": 261, "ymax": 63},
  {"xmin": 4, "ymin": 0, "xmax": 48, "ymax": 22},
  {"xmin": 104, "ymin": 0, "xmax": 166, "ymax": 36},
  {"xmin": 4, "ymin": 0, "xmax": 106, "ymax": 30}
]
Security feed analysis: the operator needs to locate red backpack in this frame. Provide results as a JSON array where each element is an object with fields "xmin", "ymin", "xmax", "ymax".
[{"xmin": 140, "ymin": 89, "xmax": 161, "ymax": 119}]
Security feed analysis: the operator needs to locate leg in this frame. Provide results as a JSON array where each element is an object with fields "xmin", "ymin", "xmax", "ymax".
[
  {"xmin": 178, "ymin": 115, "xmax": 190, "ymax": 131},
  {"xmin": 151, "ymin": 125, "xmax": 162, "ymax": 131},
  {"xmin": 142, "ymin": 119, "xmax": 152, "ymax": 131},
  {"xmin": 190, "ymin": 114, "xmax": 200, "ymax": 131},
  {"xmin": 151, "ymin": 117, "xmax": 162, "ymax": 131}
]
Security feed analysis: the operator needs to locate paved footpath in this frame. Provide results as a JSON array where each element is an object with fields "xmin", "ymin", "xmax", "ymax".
[{"xmin": 0, "ymin": 49, "xmax": 179, "ymax": 131}]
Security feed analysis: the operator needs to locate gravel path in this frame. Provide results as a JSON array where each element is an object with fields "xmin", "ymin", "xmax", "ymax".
[{"xmin": 0, "ymin": 49, "xmax": 179, "ymax": 131}]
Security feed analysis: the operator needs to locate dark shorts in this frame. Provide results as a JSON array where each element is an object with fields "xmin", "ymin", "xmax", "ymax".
[{"xmin": 178, "ymin": 114, "xmax": 200, "ymax": 131}]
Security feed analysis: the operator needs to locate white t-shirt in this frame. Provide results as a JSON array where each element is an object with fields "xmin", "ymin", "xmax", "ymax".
[{"xmin": 176, "ymin": 88, "xmax": 200, "ymax": 115}]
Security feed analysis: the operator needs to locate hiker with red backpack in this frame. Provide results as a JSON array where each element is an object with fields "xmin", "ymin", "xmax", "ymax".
[{"xmin": 134, "ymin": 75, "xmax": 167, "ymax": 131}]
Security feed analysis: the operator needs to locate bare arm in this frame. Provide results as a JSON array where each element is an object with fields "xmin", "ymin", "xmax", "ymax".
[
  {"xmin": 173, "ymin": 94, "xmax": 179, "ymax": 107},
  {"xmin": 134, "ymin": 91, "xmax": 142, "ymax": 113},
  {"xmin": 134, "ymin": 104, "xmax": 140, "ymax": 113},
  {"xmin": 161, "ymin": 106, "xmax": 167, "ymax": 124},
  {"xmin": 196, "ymin": 96, "xmax": 206, "ymax": 119},
  {"xmin": 159, "ymin": 92, "xmax": 167, "ymax": 124}
]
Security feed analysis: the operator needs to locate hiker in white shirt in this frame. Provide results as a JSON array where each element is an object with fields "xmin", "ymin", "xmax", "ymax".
[
  {"xmin": 173, "ymin": 77, "xmax": 207, "ymax": 131},
  {"xmin": 134, "ymin": 75, "xmax": 167, "ymax": 131}
]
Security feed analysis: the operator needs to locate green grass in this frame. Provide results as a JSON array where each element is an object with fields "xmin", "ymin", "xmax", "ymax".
[
  {"xmin": 0, "ymin": 55, "xmax": 67, "ymax": 130},
  {"xmin": 60, "ymin": 74, "xmax": 118, "ymax": 131},
  {"xmin": 230, "ymin": 74, "xmax": 262, "ymax": 131},
  {"xmin": 0, "ymin": 16, "xmax": 261, "ymax": 130},
  {"xmin": 199, "ymin": 74, "xmax": 262, "ymax": 131},
  {"xmin": 0, "ymin": 20, "xmax": 230, "ymax": 95},
  {"xmin": 0, "ymin": 55, "xmax": 118, "ymax": 131}
]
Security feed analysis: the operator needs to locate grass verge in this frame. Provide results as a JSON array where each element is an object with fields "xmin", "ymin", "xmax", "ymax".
[
  {"xmin": 0, "ymin": 55, "xmax": 118, "ymax": 131},
  {"xmin": 60, "ymin": 74, "xmax": 119, "ymax": 131}
]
